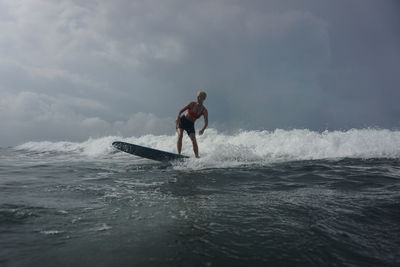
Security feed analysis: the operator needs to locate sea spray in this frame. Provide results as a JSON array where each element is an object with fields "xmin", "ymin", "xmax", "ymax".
[{"xmin": 15, "ymin": 128, "xmax": 400, "ymax": 168}]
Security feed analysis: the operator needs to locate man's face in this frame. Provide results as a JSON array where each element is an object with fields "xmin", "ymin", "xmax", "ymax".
[{"xmin": 197, "ymin": 93, "xmax": 205, "ymax": 102}]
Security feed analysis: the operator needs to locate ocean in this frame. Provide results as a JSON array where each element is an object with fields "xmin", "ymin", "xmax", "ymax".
[{"xmin": 1, "ymin": 128, "xmax": 399, "ymax": 267}]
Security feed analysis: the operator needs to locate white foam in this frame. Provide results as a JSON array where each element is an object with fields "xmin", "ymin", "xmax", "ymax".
[
  {"xmin": 93, "ymin": 223, "xmax": 112, "ymax": 232},
  {"xmin": 40, "ymin": 230, "xmax": 65, "ymax": 235},
  {"xmin": 16, "ymin": 136, "xmax": 119, "ymax": 157},
  {"xmin": 175, "ymin": 128, "xmax": 400, "ymax": 169},
  {"xmin": 15, "ymin": 128, "xmax": 400, "ymax": 168}
]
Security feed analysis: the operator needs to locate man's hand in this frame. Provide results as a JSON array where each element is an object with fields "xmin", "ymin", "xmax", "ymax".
[{"xmin": 199, "ymin": 129, "xmax": 205, "ymax": 135}]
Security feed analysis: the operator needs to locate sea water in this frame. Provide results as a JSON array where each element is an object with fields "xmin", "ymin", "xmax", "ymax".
[{"xmin": 1, "ymin": 128, "xmax": 399, "ymax": 266}]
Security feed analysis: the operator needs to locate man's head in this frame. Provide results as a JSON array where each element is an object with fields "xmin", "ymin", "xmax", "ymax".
[{"xmin": 197, "ymin": 90, "xmax": 207, "ymax": 102}]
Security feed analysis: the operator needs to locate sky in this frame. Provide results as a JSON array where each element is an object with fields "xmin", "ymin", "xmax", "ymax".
[{"xmin": 0, "ymin": 0, "xmax": 399, "ymax": 146}]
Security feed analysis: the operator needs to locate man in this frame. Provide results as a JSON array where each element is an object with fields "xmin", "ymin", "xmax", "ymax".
[{"xmin": 176, "ymin": 91, "xmax": 208, "ymax": 158}]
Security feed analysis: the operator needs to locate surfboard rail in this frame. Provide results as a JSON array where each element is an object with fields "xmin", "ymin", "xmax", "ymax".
[{"xmin": 112, "ymin": 141, "xmax": 188, "ymax": 162}]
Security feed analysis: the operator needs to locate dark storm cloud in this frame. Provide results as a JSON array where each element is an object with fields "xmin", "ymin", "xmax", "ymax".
[{"xmin": 0, "ymin": 0, "xmax": 399, "ymax": 146}]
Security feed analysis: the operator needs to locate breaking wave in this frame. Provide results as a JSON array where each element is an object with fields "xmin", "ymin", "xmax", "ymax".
[{"xmin": 15, "ymin": 128, "xmax": 400, "ymax": 168}]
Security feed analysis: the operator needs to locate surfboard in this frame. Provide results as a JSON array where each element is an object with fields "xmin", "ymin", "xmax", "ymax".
[{"xmin": 112, "ymin": 141, "xmax": 189, "ymax": 162}]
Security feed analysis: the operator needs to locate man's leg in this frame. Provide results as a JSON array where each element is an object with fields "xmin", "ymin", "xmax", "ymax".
[
  {"xmin": 189, "ymin": 133, "xmax": 199, "ymax": 158},
  {"xmin": 177, "ymin": 128, "xmax": 183, "ymax": 154}
]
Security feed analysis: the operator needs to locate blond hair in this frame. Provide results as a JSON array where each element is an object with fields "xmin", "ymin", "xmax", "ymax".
[{"xmin": 198, "ymin": 90, "xmax": 207, "ymax": 100}]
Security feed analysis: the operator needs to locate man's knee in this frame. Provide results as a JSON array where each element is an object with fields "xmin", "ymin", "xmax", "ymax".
[{"xmin": 177, "ymin": 129, "xmax": 183, "ymax": 138}]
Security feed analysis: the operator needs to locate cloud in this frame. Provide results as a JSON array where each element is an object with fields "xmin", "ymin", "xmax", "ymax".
[
  {"xmin": 0, "ymin": 90, "xmax": 176, "ymax": 145},
  {"xmin": 0, "ymin": 0, "xmax": 399, "ymax": 146},
  {"xmin": 113, "ymin": 112, "xmax": 173, "ymax": 137}
]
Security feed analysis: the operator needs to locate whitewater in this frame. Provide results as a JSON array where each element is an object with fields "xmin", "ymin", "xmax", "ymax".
[
  {"xmin": 1, "ymin": 128, "xmax": 400, "ymax": 266},
  {"xmin": 15, "ymin": 128, "xmax": 400, "ymax": 166}
]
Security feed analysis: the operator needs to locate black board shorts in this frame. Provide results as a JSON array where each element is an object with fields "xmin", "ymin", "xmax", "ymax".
[{"xmin": 178, "ymin": 116, "xmax": 195, "ymax": 135}]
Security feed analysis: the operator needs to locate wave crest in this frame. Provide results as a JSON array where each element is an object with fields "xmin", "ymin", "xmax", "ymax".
[{"xmin": 15, "ymin": 128, "xmax": 400, "ymax": 167}]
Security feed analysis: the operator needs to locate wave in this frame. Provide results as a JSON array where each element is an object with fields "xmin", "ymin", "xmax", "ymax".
[{"xmin": 15, "ymin": 128, "xmax": 400, "ymax": 167}]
